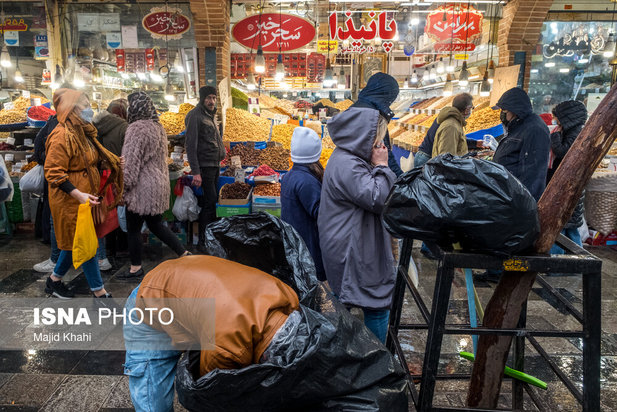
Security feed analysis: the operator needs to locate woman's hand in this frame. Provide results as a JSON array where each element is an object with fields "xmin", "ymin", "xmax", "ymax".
[
  {"xmin": 70, "ymin": 189, "xmax": 100, "ymax": 205},
  {"xmin": 119, "ymin": 156, "xmax": 125, "ymax": 169}
]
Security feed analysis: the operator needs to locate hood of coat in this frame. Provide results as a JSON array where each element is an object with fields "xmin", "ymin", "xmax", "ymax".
[
  {"xmin": 437, "ymin": 106, "xmax": 465, "ymax": 126},
  {"xmin": 327, "ymin": 107, "xmax": 380, "ymax": 163},
  {"xmin": 355, "ymin": 72, "xmax": 399, "ymax": 120},
  {"xmin": 553, "ymin": 100, "xmax": 587, "ymax": 131},
  {"xmin": 93, "ymin": 111, "xmax": 127, "ymax": 136},
  {"xmin": 495, "ymin": 87, "xmax": 533, "ymax": 120}
]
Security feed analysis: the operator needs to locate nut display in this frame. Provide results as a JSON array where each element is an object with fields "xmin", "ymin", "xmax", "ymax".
[
  {"xmin": 466, "ymin": 107, "xmax": 501, "ymax": 133},
  {"xmin": 13, "ymin": 96, "xmax": 49, "ymax": 111},
  {"xmin": 271, "ymin": 123, "xmax": 297, "ymax": 149},
  {"xmin": 395, "ymin": 130, "xmax": 425, "ymax": 148},
  {"xmin": 220, "ymin": 182, "xmax": 251, "ymax": 199},
  {"xmin": 178, "ymin": 103, "xmax": 195, "ymax": 116},
  {"xmin": 160, "ymin": 112, "xmax": 185, "ymax": 135},
  {"xmin": 334, "ymin": 99, "xmax": 354, "ymax": 111},
  {"xmin": 224, "ymin": 143, "xmax": 261, "ymax": 166},
  {"xmin": 0, "ymin": 109, "xmax": 27, "ymax": 125},
  {"xmin": 433, "ymin": 95, "xmax": 456, "ymax": 110},
  {"xmin": 315, "ymin": 98, "xmax": 337, "ymax": 108},
  {"xmin": 223, "ymin": 108, "xmax": 271, "ymax": 142},
  {"xmin": 320, "ymin": 148, "xmax": 334, "ymax": 168},
  {"xmin": 21, "ymin": 161, "xmax": 38, "ymax": 173},
  {"xmin": 322, "ymin": 136, "xmax": 336, "ymax": 150},
  {"xmin": 253, "ymin": 183, "xmax": 281, "ymax": 196},
  {"xmin": 419, "ymin": 114, "xmax": 438, "ymax": 128},
  {"xmin": 259, "ymin": 146, "xmax": 290, "ymax": 170}
]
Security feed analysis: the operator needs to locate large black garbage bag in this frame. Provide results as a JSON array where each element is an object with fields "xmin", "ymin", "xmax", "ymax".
[
  {"xmin": 382, "ymin": 154, "xmax": 540, "ymax": 256},
  {"xmin": 176, "ymin": 213, "xmax": 408, "ymax": 412}
]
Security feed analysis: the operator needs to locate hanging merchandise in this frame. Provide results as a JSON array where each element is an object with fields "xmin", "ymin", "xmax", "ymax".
[
  {"xmin": 115, "ymin": 49, "xmax": 126, "ymax": 72},
  {"xmin": 145, "ymin": 48, "xmax": 155, "ymax": 72},
  {"xmin": 232, "ymin": 13, "xmax": 316, "ymax": 52}
]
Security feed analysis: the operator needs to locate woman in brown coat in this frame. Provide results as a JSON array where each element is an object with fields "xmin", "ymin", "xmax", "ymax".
[{"xmin": 44, "ymin": 88, "xmax": 123, "ymax": 299}]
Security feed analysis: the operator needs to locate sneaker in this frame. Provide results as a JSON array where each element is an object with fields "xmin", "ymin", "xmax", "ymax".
[
  {"xmin": 116, "ymin": 267, "xmax": 145, "ymax": 281},
  {"xmin": 98, "ymin": 258, "xmax": 112, "ymax": 271},
  {"xmin": 34, "ymin": 258, "xmax": 57, "ymax": 273},
  {"xmin": 45, "ymin": 277, "xmax": 75, "ymax": 299}
]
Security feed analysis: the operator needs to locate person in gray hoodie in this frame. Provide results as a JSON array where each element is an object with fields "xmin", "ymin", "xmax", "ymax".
[{"xmin": 318, "ymin": 107, "xmax": 397, "ymax": 343}]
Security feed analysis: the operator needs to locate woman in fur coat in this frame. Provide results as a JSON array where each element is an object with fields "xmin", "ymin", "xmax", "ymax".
[{"xmin": 117, "ymin": 92, "xmax": 189, "ymax": 279}]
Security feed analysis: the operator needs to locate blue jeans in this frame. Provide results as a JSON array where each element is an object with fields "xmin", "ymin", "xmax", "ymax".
[
  {"xmin": 550, "ymin": 228, "xmax": 582, "ymax": 255},
  {"xmin": 97, "ymin": 238, "xmax": 106, "ymax": 261},
  {"xmin": 124, "ymin": 286, "xmax": 182, "ymax": 412},
  {"xmin": 363, "ymin": 308, "xmax": 390, "ymax": 343},
  {"xmin": 53, "ymin": 250, "xmax": 104, "ymax": 292},
  {"xmin": 50, "ymin": 217, "xmax": 60, "ymax": 263},
  {"xmin": 414, "ymin": 151, "xmax": 431, "ymax": 168}
]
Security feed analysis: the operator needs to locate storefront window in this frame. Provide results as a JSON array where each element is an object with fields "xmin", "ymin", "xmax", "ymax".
[{"xmin": 529, "ymin": 21, "xmax": 614, "ymax": 114}]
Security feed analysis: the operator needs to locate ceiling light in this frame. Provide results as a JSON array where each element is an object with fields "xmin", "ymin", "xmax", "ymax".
[
  {"xmin": 437, "ymin": 58, "xmax": 445, "ymax": 74},
  {"xmin": 0, "ymin": 46, "xmax": 11, "ymax": 68},
  {"xmin": 479, "ymin": 72, "xmax": 491, "ymax": 97},
  {"xmin": 174, "ymin": 53, "xmax": 184, "ymax": 73},
  {"xmin": 255, "ymin": 45, "xmax": 266, "ymax": 74},
  {"xmin": 150, "ymin": 73, "xmax": 164, "ymax": 83},
  {"xmin": 14, "ymin": 68, "xmax": 24, "ymax": 83},
  {"xmin": 603, "ymin": 33, "xmax": 616, "ymax": 58},
  {"xmin": 530, "ymin": 69, "xmax": 539, "ymax": 74},
  {"xmin": 458, "ymin": 61, "xmax": 469, "ymax": 87},
  {"xmin": 559, "ymin": 68, "xmax": 570, "ymax": 73},
  {"xmin": 578, "ymin": 57, "xmax": 590, "ymax": 64},
  {"xmin": 403, "ymin": 78, "xmax": 409, "ymax": 89},
  {"xmin": 275, "ymin": 54, "xmax": 285, "ymax": 81},
  {"xmin": 487, "ymin": 59, "xmax": 495, "ymax": 84},
  {"xmin": 411, "ymin": 70, "xmax": 418, "ymax": 84},
  {"xmin": 443, "ymin": 75, "xmax": 453, "ymax": 97}
]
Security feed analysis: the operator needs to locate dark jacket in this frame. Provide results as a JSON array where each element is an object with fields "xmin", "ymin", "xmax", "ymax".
[
  {"xmin": 281, "ymin": 164, "xmax": 325, "ymax": 281},
  {"xmin": 93, "ymin": 111, "xmax": 128, "ymax": 157},
  {"xmin": 493, "ymin": 88, "xmax": 550, "ymax": 201},
  {"xmin": 548, "ymin": 100, "xmax": 587, "ymax": 229},
  {"xmin": 33, "ymin": 115, "xmax": 59, "ymax": 166},
  {"xmin": 351, "ymin": 72, "xmax": 403, "ymax": 177},
  {"xmin": 184, "ymin": 104, "xmax": 226, "ymax": 175},
  {"xmin": 418, "ymin": 119, "xmax": 439, "ymax": 156}
]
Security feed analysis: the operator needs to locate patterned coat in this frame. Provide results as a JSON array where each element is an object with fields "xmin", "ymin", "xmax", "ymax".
[{"xmin": 121, "ymin": 119, "xmax": 170, "ymax": 216}]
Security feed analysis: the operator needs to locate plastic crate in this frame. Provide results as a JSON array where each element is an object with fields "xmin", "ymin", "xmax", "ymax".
[
  {"xmin": 216, "ymin": 203, "xmax": 251, "ymax": 217},
  {"xmin": 7, "ymin": 183, "xmax": 23, "ymax": 223}
]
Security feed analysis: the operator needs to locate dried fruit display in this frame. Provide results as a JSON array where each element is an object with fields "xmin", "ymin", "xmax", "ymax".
[
  {"xmin": 419, "ymin": 114, "xmax": 438, "ymax": 128},
  {"xmin": 315, "ymin": 98, "xmax": 337, "ymax": 108},
  {"xmin": 414, "ymin": 97, "xmax": 440, "ymax": 110},
  {"xmin": 220, "ymin": 182, "xmax": 251, "ymax": 199},
  {"xmin": 250, "ymin": 165, "xmax": 278, "ymax": 177},
  {"xmin": 178, "ymin": 103, "xmax": 195, "ymax": 116},
  {"xmin": 466, "ymin": 107, "xmax": 501, "ymax": 133},
  {"xmin": 409, "ymin": 114, "xmax": 430, "ymax": 125},
  {"xmin": 473, "ymin": 97, "xmax": 490, "ymax": 110},
  {"xmin": 13, "ymin": 96, "xmax": 49, "ymax": 111},
  {"xmin": 433, "ymin": 95, "xmax": 456, "ymax": 110},
  {"xmin": 248, "ymin": 93, "xmax": 277, "ymax": 109},
  {"xmin": 224, "ymin": 143, "xmax": 261, "ymax": 166},
  {"xmin": 160, "ymin": 112, "xmax": 185, "ymax": 135},
  {"xmin": 28, "ymin": 105, "xmax": 56, "ymax": 120},
  {"xmin": 334, "ymin": 99, "xmax": 354, "ymax": 111},
  {"xmin": 322, "ymin": 136, "xmax": 336, "ymax": 150},
  {"xmin": 223, "ymin": 108, "xmax": 271, "ymax": 142},
  {"xmin": 320, "ymin": 148, "xmax": 334, "ymax": 168},
  {"xmin": 259, "ymin": 146, "xmax": 290, "ymax": 170},
  {"xmin": 396, "ymin": 130, "xmax": 426, "ymax": 147},
  {"xmin": 0, "ymin": 109, "xmax": 27, "ymax": 124},
  {"xmin": 21, "ymin": 161, "xmax": 38, "ymax": 172},
  {"xmin": 271, "ymin": 123, "xmax": 297, "ymax": 149},
  {"xmin": 253, "ymin": 183, "xmax": 281, "ymax": 196}
]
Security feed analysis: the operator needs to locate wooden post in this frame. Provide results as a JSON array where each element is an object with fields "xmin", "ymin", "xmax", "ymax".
[{"xmin": 467, "ymin": 84, "xmax": 617, "ymax": 408}]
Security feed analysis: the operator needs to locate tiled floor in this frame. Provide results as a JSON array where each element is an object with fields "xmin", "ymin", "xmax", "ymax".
[{"xmin": 0, "ymin": 233, "xmax": 614, "ymax": 411}]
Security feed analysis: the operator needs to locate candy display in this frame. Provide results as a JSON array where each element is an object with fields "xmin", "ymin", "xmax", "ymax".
[
  {"xmin": 224, "ymin": 143, "xmax": 261, "ymax": 166},
  {"xmin": 419, "ymin": 114, "xmax": 438, "ymax": 128},
  {"xmin": 0, "ymin": 110, "xmax": 27, "ymax": 125},
  {"xmin": 13, "ymin": 96, "xmax": 49, "ymax": 111}
]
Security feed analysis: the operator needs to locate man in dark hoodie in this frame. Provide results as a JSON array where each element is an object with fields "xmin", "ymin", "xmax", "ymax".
[
  {"xmin": 493, "ymin": 87, "xmax": 550, "ymax": 201},
  {"xmin": 94, "ymin": 99, "xmax": 128, "ymax": 157},
  {"xmin": 351, "ymin": 72, "xmax": 403, "ymax": 177},
  {"xmin": 185, "ymin": 86, "xmax": 226, "ymax": 252}
]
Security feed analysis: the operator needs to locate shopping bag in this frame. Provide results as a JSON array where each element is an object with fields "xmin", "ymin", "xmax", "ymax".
[
  {"xmin": 172, "ymin": 186, "xmax": 201, "ymax": 222},
  {"xmin": 73, "ymin": 203, "xmax": 98, "ymax": 269},
  {"xmin": 0, "ymin": 156, "xmax": 13, "ymax": 202},
  {"xmin": 117, "ymin": 206, "xmax": 127, "ymax": 232},
  {"xmin": 19, "ymin": 164, "xmax": 44, "ymax": 194},
  {"xmin": 95, "ymin": 183, "xmax": 119, "ymax": 238}
]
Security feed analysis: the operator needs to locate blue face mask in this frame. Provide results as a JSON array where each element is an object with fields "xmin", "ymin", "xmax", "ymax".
[{"xmin": 80, "ymin": 108, "xmax": 94, "ymax": 123}]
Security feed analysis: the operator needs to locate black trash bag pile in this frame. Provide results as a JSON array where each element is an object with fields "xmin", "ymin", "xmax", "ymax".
[
  {"xmin": 175, "ymin": 213, "xmax": 408, "ymax": 412},
  {"xmin": 382, "ymin": 154, "xmax": 540, "ymax": 256}
]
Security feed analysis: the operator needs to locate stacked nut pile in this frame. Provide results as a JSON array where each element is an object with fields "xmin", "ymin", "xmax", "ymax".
[
  {"xmin": 260, "ymin": 146, "xmax": 290, "ymax": 170},
  {"xmin": 253, "ymin": 183, "xmax": 281, "ymax": 196},
  {"xmin": 334, "ymin": 99, "xmax": 354, "ymax": 111},
  {"xmin": 178, "ymin": 103, "xmax": 195, "ymax": 116},
  {"xmin": 13, "ymin": 96, "xmax": 49, "ymax": 111},
  {"xmin": 220, "ymin": 182, "xmax": 251, "ymax": 199},
  {"xmin": 226, "ymin": 143, "xmax": 261, "ymax": 166},
  {"xmin": 419, "ymin": 114, "xmax": 438, "ymax": 128},
  {"xmin": 271, "ymin": 124, "xmax": 297, "ymax": 149},
  {"xmin": 320, "ymin": 148, "xmax": 334, "ymax": 168},
  {"xmin": 223, "ymin": 108, "xmax": 271, "ymax": 141},
  {"xmin": 160, "ymin": 112, "xmax": 185, "ymax": 135},
  {"xmin": 0, "ymin": 109, "xmax": 27, "ymax": 125},
  {"xmin": 466, "ymin": 107, "xmax": 501, "ymax": 133}
]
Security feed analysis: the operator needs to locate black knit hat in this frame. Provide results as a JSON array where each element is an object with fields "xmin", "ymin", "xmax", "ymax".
[{"xmin": 199, "ymin": 86, "xmax": 217, "ymax": 101}]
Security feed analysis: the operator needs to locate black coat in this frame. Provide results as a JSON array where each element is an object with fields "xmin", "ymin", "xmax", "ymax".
[{"xmin": 548, "ymin": 100, "xmax": 588, "ymax": 229}]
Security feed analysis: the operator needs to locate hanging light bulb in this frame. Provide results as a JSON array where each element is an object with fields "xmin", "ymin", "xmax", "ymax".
[
  {"xmin": 337, "ymin": 67, "xmax": 346, "ymax": 89},
  {"xmin": 165, "ymin": 82, "xmax": 175, "ymax": 101},
  {"xmin": 73, "ymin": 71, "xmax": 85, "ymax": 88},
  {"xmin": 0, "ymin": 46, "xmax": 11, "ymax": 68},
  {"xmin": 604, "ymin": 33, "xmax": 616, "ymax": 58},
  {"xmin": 275, "ymin": 54, "xmax": 285, "ymax": 81},
  {"xmin": 323, "ymin": 61, "xmax": 335, "ymax": 88},
  {"xmin": 443, "ymin": 74, "xmax": 454, "ymax": 97},
  {"xmin": 14, "ymin": 67, "xmax": 24, "ymax": 83},
  {"xmin": 247, "ymin": 72, "xmax": 257, "ymax": 91},
  {"xmin": 429, "ymin": 68, "xmax": 437, "ymax": 81},
  {"xmin": 174, "ymin": 52, "xmax": 184, "ymax": 73},
  {"xmin": 480, "ymin": 72, "xmax": 491, "ymax": 97},
  {"xmin": 437, "ymin": 58, "xmax": 445, "ymax": 74},
  {"xmin": 458, "ymin": 61, "xmax": 469, "ymax": 87},
  {"xmin": 403, "ymin": 78, "xmax": 409, "ymax": 89},
  {"xmin": 411, "ymin": 70, "xmax": 418, "ymax": 84},
  {"xmin": 255, "ymin": 45, "xmax": 266, "ymax": 74},
  {"xmin": 487, "ymin": 60, "xmax": 495, "ymax": 84},
  {"xmin": 446, "ymin": 61, "xmax": 455, "ymax": 73}
]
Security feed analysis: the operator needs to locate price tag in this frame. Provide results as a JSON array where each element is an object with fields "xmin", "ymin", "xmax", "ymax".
[
  {"xmin": 6, "ymin": 137, "xmax": 15, "ymax": 146},
  {"xmin": 30, "ymin": 98, "xmax": 41, "ymax": 107},
  {"xmin": 230, "ymin": 155, "xmax": 242, "ymax": 169},
  {"xmin": 169, "ymin": 105, "xmax": 179, "ymax": 113},
  {"xmin": 234, "ymin": 168, "xmax": 244, "ymax": 183},
  {"xmin": 5, "ymin": 154, "xmax": 14, "ymax": 162},
  {"xmin": 4, "ymin": 102, "xmax": 14, "ymax": 110},
  {"xmin": 21, "ymin": 91, "xmax": 30, "ymax": 98},
  {"xmin": 24, "ymin": 139, "xmax": 33, "ymax": 147}
]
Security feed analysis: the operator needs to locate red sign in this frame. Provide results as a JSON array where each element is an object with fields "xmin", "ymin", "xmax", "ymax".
[
  {"xmin": 425, "ymin": 5, "xmax": 483, "ymax": 44},
  {"xmin": 145, "ymin": 48, "xmax": 155, "ymax": 72},
  {"xmin": 434, "ymin": 43, "xmax": 477, "ymax": 52},
  {"xmin": 329, "ymin": 11, "xmax": 397, "ymax": 41},
  {"xmin": 142, "ymin": 7, "xmax": 191, "ymax": 40},
  {"xmin": 232, "ymin": 13, "xmax": 316, "ymax": 52}
]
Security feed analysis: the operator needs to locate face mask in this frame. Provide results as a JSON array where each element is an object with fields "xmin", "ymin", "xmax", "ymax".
[
  {"xmin": 552, "ymin": 119, "xmax": 558, "ymax": 125},
  {"xmin": 465, "ymin": 108, "xmax": 473, "ymax": 120},
  {"xmin": 80, "ymin": 108, "xmax": 94, "ymax": 123},
  {"xmin": 500, "ymin": 110, "xmax": 509, "ymax": 126}
]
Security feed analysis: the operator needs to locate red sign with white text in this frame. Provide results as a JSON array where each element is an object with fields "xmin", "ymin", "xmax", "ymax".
[
  {"xmin": 142, "ymin": 7, "xmax": 191, "ymax": 39},
  {"xmin": 425, "ymin": 5, "xmax": 483, "ymax": 44},
  {"xmin": 329, "ymin": 11, "xmax": 397, "ymax": 41},
  {"xmin": 232, "ymin": 13, "xmax": 316, "ymax": 52}
]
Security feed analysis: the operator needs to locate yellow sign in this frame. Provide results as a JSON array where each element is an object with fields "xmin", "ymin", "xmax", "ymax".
[
  {"xmin": 502, "ymin": 258, "xmax": 530, "ymax": 272},
  {"xmin": 317, "ymin": 40, "xmax": 338, "ymax": 54},
  {"xmin": 454, "ymin": 54, "xmax": 470, "ymax": 60}
]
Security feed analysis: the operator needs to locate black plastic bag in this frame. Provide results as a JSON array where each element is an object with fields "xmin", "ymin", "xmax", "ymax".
[
  {"xmin": 176, "ymin": 213, "xmax": 408, "ymax": 412},
  {"xmin": 382, "ymin": 154, "xmax": 540, "ymax": 256}
]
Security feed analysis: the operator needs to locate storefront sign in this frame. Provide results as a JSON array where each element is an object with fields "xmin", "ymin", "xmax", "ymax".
[
  {"xmin": 434, "ymin": 43, "xmax": 476, "ymax": 52},
  {"xmin": 142, "ymin": 7, "xmax": 191, "ymax": 40},
  {"xmin": 543, "ymin": 33, "xmax": 605, "ymax": 58},
  {"xmin": 121, "ymin": 26, "xmax": 139, "ymax": 49},
  {"xmin": 329, "ymin": 11, "xmax": 397, "ymax": 41},
  {"xmin": 100, "ymin": 14, "xmax": 121, "ymax": 32},
  {"xmin": 77, "ymin": 14, "xmax": 99, "ymax": 32},
  {"xmin": 317, "ymin": 40, "xmax": 338, "ymax": 54},
  {"xmin": 106, "ymin": 33, "xmax": 122, "ymax": 49},
  {"xmin": 340, "ymin": 42, "xmax": 376, "ymax": 54},
  {"xmin": 233, "ymin": 13, "xmax": 315, "ymax": 52},
  {"xmin": 0, "ymin": 19, "xmax": 28, "ymax": 32},
  {"xmin": 4, "ymin": 32, "xmax": 18, "ymax": 47},
  {"xmin": 34, "ymin": 34, "xmax": 49, "ymax": 60},
  {"xmin": 425, "ymin": 5, "xmax": 483, "ymax": 44},
  {"xmin": 115, "ymin": 49, "xmax": 125, "ymax": 72}
]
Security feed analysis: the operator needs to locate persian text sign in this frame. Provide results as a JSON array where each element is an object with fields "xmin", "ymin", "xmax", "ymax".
[
  {"xmin": 0, "ymin": 18, "xmax": 28, "ymax": 32},
  {"xmin": 329, "ymin": 11, "xmax": 397, "ymax": 41},
  {"xmin": 317, "ymin": 40, "xmax": 338, "ymax": 54},
  {"xmin": 434, "ymin": 43, "xmax": 476, "ymax": 52},
  {"xmin": 142, "ymin": 7, "xmax": 191, "ymax": 40},
  {"xmin": 232, "ymin": 13, "xmax": 316, "ymax": 52},
  {"xmin": 425, "ymin": 5, "xmax": 483, "ymax": 43}
]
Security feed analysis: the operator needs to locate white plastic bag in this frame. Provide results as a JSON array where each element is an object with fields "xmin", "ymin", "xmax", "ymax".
[
  {"xmin": 0, "ymin": 156, "xmax": 14, "ymax": 202},
  {"xmin": 172, "ymin": 186, "xmax": 201, "ymax": 222},
  {"xmin": 19, "ymin": 164, "xmax": 44, "ymax": 194},
  {"xmin": 117, "ymin": 206, "xmax": 127, "ymax": 232}
]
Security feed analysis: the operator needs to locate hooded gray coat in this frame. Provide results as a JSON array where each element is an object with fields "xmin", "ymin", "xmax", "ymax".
[{"xmin": 318, "ymin": 108, "xmax": 397, "ymax": 310}]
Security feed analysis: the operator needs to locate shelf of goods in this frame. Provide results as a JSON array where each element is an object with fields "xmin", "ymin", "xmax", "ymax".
[
  {"xmin": 160, "ymin": 103, "xmax": 195, "ymax": 136},
  {"xmin": 0, "ymin": 95, "xmax": 51, "ymax": 132}
]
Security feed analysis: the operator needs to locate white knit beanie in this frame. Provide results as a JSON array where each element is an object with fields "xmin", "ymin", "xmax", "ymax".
[{"xmin": 290, "ymin": 126, "xmax": 322, "ymax": 164}]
